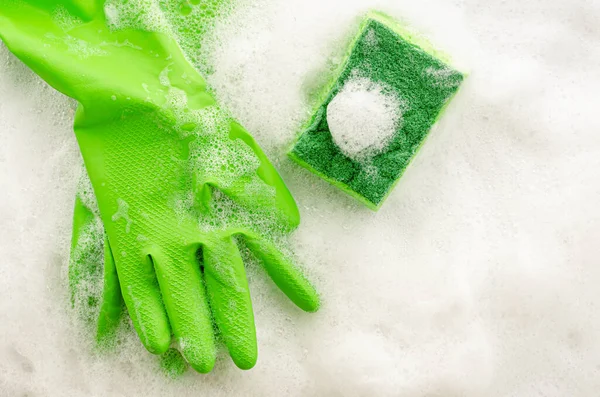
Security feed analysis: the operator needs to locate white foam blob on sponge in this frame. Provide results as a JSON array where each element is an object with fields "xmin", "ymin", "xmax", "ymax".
[{"xmin": 326, "ymin": 77, "xmax": 403, "ymax": 160}]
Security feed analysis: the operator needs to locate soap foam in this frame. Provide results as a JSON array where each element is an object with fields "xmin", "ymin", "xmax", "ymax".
[
  {"xmin": 3, "ymin": 0, "xmax": 600, "ymax": 395},
  {"xmin": 149, "ymin": 68, "xmax": 284, "ymax": 237},
  {"xmin": 326, "ymin": 76, "xmax": 404, "ymax": 160}
]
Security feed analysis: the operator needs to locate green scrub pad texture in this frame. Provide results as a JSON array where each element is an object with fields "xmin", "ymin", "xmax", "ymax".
[{"xmin": 289, "ymin": 12, "xmax": 465, "ymax": 210}]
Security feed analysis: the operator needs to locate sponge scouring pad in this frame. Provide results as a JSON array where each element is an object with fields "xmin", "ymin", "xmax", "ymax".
[{"xmin": 289, "ymin": 12, "xmax": 465, "ymax": 210}]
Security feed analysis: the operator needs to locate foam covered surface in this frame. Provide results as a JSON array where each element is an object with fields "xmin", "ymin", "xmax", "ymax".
[
  {"xmin": 326, "ymin": 77, "xmax": 403, "ymax": 160},
  {"xmin": 2, "ymin": 0, "xmax": 600, "ymax": 395}
]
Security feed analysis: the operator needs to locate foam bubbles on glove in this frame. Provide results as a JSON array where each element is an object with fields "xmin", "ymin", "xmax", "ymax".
[
  {"xmin": 105, "ymin": 0, "xmax": 171, "ymax": 34},
  {"xmin": 68, "ymin": 172, "xmax": 109, "ymax": 337},
  {"xmin": 152, "ymin": 68, "xmax": 284, "ymax": 238},
  {"xmin": 111, "ymin": 198, "xmax": 133, "ymax": 234},
  {"xmin": 326, "ymin": 77, "xmax": 405, "ymax": 160},
  {"xmin": 69, "ymin": 208, "xmax": 105, "ymax": 329},
  {"xmin": 104, "ymin": 0, "xmax": 232, "ymax": 65},
  {"xmin": 182, "ymin": 105, "xmax": 261, "ymax": 190},
  {"xmin": 76, "ymin": 171, "xmax": 100, "ymax": 216},
  {"xmin": 52, "ymin": 5, "xmax": 84, "ymax": 32}
]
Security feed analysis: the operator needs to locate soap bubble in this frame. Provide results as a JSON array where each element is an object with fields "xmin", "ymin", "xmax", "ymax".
[{"xmin": 326, "ymin": 76, "xmax": 405, "ymax": 161}]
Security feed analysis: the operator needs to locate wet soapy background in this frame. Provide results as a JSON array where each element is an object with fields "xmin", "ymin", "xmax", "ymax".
[{"xmin": 1, "ymin": 0, "xmax": 600, "ymax": 395}]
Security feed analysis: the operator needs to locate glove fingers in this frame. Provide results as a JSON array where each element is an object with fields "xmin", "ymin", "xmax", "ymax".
[
  {"xmin": 220, "ymin": 122, "xmax": 301, "ymax": 230},
  {"xmin": 96, "ymin": 236, "xmax": 125, "ymax": 348},
  {"xmin": 151, "ymin": 250, "xmax": 216, "ymax": 373},
  {"xmin": 68, "ymin": 195, "xmax": 104, "ymax": 322},
  {"xmin": 244, "ymin": 236, "xmax": 320, "ymax": 313},
  {"xmin": 115, "ymin": 254, "xmax": 172, "ymax": 355},
  {"xmin": 204, "ymin": 238, "xmax": 258, "ymax": 370}
]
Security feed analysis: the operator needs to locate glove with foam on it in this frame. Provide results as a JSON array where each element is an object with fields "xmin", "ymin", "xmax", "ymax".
[{"xmin": 1, "ymin": 0, "xmax": 319, "ymax": 373}]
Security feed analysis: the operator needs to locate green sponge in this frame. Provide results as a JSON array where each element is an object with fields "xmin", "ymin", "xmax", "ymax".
[{"xmin": 289, "ymin": 12, "xmax": 465, "ymax": 210}]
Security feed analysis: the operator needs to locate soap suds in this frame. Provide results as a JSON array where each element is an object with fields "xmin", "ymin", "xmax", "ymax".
[
  {"xmin": 52, "ymin": 5, "xmax": 84, "ymax": 32},
  {"xmin": 425, "ymin": 65, "xmax": 463, "ymax": 89},
  {"xmin": 2, "ymin": 0, "xmax": 600, "ymax": 395},
  {"xmin": 104, "ymin": 0, "xmax": 233, "ymax": 67},
  {"xmin": 326, "ymin": 77, "xmax": 404, "ymax": 160},
  {"xmin": 76, "ymin": 171, "xmax": 100, "ymax": 216},
  {"xmin": 111, "ymin": 198, "xmax": 132, "ymax": 234},
  {"xmin": 68, "ymin": 208, "xmax": 104, "ymax": 330},
  {"xmin": 148, "ymin": 67, "xmax": 282, "ymax": 237}
]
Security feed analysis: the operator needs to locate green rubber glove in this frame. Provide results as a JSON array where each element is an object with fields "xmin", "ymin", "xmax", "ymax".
[
  {"xmin": 1, "ymin": 0, "xmax": 319, "ymax": 372},
  {"xmin": 70, "ymin": 178, "xmax": 189, "ymax": 377}
]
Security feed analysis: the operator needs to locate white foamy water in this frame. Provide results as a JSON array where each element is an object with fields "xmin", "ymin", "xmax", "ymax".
[
  {"xmin": 326, "ymin": 77, "xmax": 403, "ymax": 160},
  {"xmin": 2, "ymin": 0, "xmax": 600, "ymax": 395}
]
